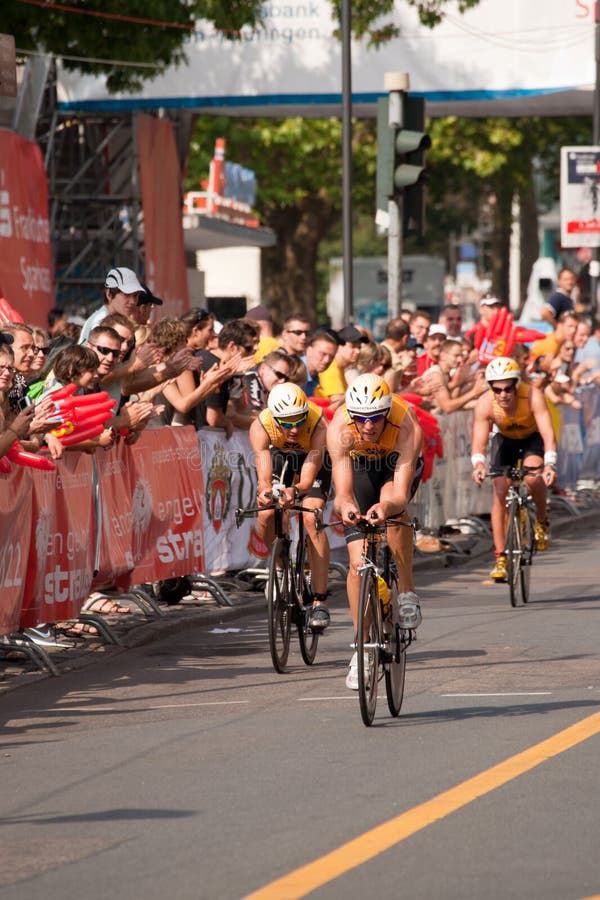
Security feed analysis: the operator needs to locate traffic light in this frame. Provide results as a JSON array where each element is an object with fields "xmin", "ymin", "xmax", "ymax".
[{"xmin": 375, "ymin": 95, "xmax": 430, "ymax": 237}]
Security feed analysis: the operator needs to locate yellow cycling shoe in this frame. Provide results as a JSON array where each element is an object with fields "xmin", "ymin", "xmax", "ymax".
[
  {"xmin": 534, "ymin": 520, "xmax": 550, "ymax": 552},
  {"xmin": 490, "ymin": 555, "xmax": 508, "ymax": 582}
]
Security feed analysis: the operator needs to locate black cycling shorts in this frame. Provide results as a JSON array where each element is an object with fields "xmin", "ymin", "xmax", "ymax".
[
  {"xmin": 270, "ymin": 448, "xmax": 331, "ymax": 501},
  {"xmin": 344, "ymin": 452, "xmax": 424, "ymax": 544},
  {"xmin": 489, "ymin": 431, "xmax": 544, "ymax": 474}
]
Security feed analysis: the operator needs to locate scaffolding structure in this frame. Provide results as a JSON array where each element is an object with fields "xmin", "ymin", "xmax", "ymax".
[{"xmin": 12, "ymin": 57, "xmax": 192, "ymax": 312}]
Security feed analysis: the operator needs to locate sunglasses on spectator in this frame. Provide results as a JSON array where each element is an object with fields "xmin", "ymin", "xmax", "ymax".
[
  {"xmin": 241, "ymin": 344, "xmax": 257, "ymax": 354},
  {"xmin": 275, "ymin": 414, "xmax": 308, "ymax": 429},
  {"xmin": 89, "ymin": 343, "xmax": 121, "ymax": 358},
  {"xmin": 266, "ymin": 364, "xmax": 288, "ymax": 381},
  {"xmin": 286, "ymin": 329, "xmax": 310, "ymax": 336},
  {"xmin": 491, "ymin": 385, "xmax": 516, "ymax": 395},
  {"xmin": 0, "ymin": 363, "xmax": 15, "ymax": 373},
  {"xmin": 351, "ymin": 412, "xmax": 388, "ymax": 424},
  {"xmin": 33, "ymin": 346, "xmax": 49, "ymax": 356}
]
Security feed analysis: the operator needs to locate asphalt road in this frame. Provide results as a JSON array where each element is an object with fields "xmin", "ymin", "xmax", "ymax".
[{"xmin": 1, "ymin": 528, "xmax": 600, "ymax": 900}]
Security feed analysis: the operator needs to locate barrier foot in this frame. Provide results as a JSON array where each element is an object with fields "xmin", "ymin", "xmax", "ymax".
[
  {"xmin": 77, "ymin": 614, "xmax": 122, "ymax": 645},
  {"xmin": 124, "ymin": 587, "xmax": 166, "ymax": 617},
  {"xmin": 329, "ymin": 561, "xmax": 349, "ymax": 578},
  {"xmin": 548, "ymin": 495, "xmax": 579, "ymax": 517},
  {"xmin": 1, "ymin": 634, "xmax": 60, "ymax": 676},
  {"xmin": 189, "ymin": 575, "xmax": 233, "ymax": 607}
]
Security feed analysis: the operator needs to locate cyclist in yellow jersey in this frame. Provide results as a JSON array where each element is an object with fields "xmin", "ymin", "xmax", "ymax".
[
  {"xmin": 327, "ymin": 373, "xmax": 423, "ymax": 689},
  {"xmin": 470, "ymin": 357, "xmax": 557, "ymax": 582},
  {"xmin": 249, "ymin": 383, "xmax": 332, "ymax": 630}
]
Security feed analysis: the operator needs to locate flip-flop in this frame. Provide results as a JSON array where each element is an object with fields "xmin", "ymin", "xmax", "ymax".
[
  {"xmin": 83, "ymin": 595, "xmax": 131, "ymax": 615},
  {"xmin": 55, "ymin": 621, "xmax": 99, "ymax": 637}
]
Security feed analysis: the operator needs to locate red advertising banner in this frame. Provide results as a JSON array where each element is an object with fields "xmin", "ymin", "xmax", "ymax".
[
  {"xmin": 92, "ymin": 442, "xmax": 135, "ymax": 592},
  {"xmin": 128, "ymin": 427, "xmax": 205, "ymax": 584},
  {"xmin": 136, "ymin": 114, "xmax": 189, "ymax": 318},
  {"xmin": 0, "ymin": 129, "xmax": 54, "ymax": 325},
  {"xmin": 0, "ymin": 465, "xmax": 32, "ymax": 635},
  {"xmin": 20, "ymin": 453, "xmax": 95, "ymax": 629}
]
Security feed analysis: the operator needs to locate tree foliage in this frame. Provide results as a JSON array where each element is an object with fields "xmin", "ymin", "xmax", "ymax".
[{"xmin": 5, "ymin": 0, "xmax": 266, "ymax": 92}]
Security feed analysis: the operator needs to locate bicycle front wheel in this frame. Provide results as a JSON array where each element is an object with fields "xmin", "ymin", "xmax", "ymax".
[
  {"xmin": 519, "ymin": 504, "xmax": 535, "ymax": 604},
  {"xmin": 267, "ymin": 538, "xmax": 292, "ymax": 672},
  {"xmin": 506, "ymin": 501, "xmax": 523, "ymax": 607},
  {"xmin": 357, "ymin": 571, "xmax": 382, "ymax": 726},
  {"xmin": 382, "ymin": 552, "xmax": 406, "ymax": 716},
  {"xmin": 295, "ymin": 532, "xmax": 319, "ymax": 666}
]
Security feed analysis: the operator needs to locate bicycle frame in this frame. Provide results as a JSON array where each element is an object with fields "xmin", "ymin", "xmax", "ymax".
[
  {"xmin": 493, "ymin": 464, "xmax": 538, "ymax": 606},
  {"xmin": 235, "ymin": 466, "xmax": 321, "ymax": 671},
  {"xmin": 352, "ymin": 515, "xmax": 416, "ymax": 726}
]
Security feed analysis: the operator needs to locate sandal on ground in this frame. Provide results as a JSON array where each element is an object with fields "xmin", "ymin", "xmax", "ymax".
[
  {"xmin": 82, "ymin": 595, "xmax": 131, "ymax": 615},
  {"xmin": 308, "ymin": 603, "xmax": 330, "ymax": 631},
  {"xmin": 55, "ymin": 621, "xmax": 99, "ymax": 637}
]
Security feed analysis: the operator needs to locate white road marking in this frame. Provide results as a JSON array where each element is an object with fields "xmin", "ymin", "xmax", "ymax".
[{"xmin": 441, "ymin": 692, "xmax": 552, "ymax": 697}]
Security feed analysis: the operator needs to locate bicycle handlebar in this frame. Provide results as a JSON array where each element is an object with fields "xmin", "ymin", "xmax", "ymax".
[
  {"xmin": 235, "ymin": 504, "xmax": 322, "ymax": 529},
  {"xmin": 488, "ymin": 464, "xmax": 543, "ymax": 479}
]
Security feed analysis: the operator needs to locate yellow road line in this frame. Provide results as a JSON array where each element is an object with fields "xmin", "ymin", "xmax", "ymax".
[{"xmin": 244, "ymin": 710, "xmax": 600, "ymax": 900}]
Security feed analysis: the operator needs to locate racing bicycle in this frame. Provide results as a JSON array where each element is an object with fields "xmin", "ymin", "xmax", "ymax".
[
  {"xmin": 236, "ymin": 471, "xmax": 320, "ymax": 673},
  {"xmin": 350, "ymin": 514, "xmax": 416, "ymax": 727},
  {"xmin": 492, "ymin": 463, "xmax": 538, "ymax": 607}
]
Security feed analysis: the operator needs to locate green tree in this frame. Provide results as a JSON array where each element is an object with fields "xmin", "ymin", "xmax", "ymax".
[
  {"xmin": 187, "ymin": 115, "xmax": 378, "ymax": 322},
  {"xmin": 4, "ymin": 0, "xmax": 266, "ymax": 92},
  {"xmin": 427, "ymin": 116, "xmax": 592, "ymax": 307}
]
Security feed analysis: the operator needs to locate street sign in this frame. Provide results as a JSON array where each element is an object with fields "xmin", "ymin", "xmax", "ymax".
[
  {"xmin": 560, "ymin": 146, "xmax": 600, "ymax": 248},
  {"xmin": 0, "ymin": 34, "xmax": 16, "ymax": 98}
]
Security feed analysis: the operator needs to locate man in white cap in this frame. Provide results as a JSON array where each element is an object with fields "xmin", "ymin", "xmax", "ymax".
[{"xmin": 79, "ymin": 267, "xmax": 146, "ymax": 344}]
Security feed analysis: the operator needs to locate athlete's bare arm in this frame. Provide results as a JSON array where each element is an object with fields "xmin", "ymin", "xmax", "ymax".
[{"xmin": 327, "ymin": 407, "xmax": 360, "ymax": 523}]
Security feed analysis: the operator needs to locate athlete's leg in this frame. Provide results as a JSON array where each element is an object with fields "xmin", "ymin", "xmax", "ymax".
[{"xmin": 302, "ymin": 497, "xmax": 329, "ymax": 596}]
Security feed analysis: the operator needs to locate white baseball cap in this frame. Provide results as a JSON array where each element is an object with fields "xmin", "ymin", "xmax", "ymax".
[
  {"xmin": 479, "ymin": 294, "xmax": 502, "ymax": 307},
  {"xmin": 428, "ymin": 324, "xmax": 447, "ymax": 337},
  {"xmin": 104, "ymin": 267, "xmax": 146, "ymax": 295}
]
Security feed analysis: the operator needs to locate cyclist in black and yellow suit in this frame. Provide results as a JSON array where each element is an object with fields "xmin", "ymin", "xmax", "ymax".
[
  {"xmin": 327, "ymin": 373, "xmax": 424, "ymax": 690},
  {"xmin": 471, "ymin": 356, "xmax": 557, "ymax": 582},
  {"xmin": 249, "ymin": 383, "xmax": 331, "ymax": 631}
]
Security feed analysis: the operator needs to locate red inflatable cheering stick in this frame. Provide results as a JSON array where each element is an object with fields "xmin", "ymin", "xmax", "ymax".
[
  {"xmin": 6, "ymin": 442, "xmax": 56, "ymax": 471},
  {"xmin": 48, "ymin": 388, "xmax": 116, "ymax": 446},
  {"xmin": 478, "ymin": 307, "xmax": 516, "ymax": 364}
]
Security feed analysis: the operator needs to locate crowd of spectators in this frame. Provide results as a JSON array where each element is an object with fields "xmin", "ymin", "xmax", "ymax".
[{"xmin": 3, "ymin": 271, "xmax": 600, "ymax": 466}]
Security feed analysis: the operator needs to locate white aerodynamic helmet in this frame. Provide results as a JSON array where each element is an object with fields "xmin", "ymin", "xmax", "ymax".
[
  {"xmin": 345, "ymin": 373, "xmax": 392, "ymax": 416},
  {"xmin": 268, "ymin": 382, "xmax": 309, "ymax": 418},
  {"xmin": 485, "ymin": 356, "xmax": 520, "ymax": 384}
]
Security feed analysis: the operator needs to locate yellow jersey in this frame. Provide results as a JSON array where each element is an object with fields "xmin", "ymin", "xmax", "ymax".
[
  {"xmin": 344, "ymin": 394, "xmax": 410, "ymax": 460},
  {"xmin": 258, "ymin": 400, "xmax": 323, "ymax": 452},
  {"xmin": 492, "ymin": 383, "xmax": 537, "ymax": 439}
]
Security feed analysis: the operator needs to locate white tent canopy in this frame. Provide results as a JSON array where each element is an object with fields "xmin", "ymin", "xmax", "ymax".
[{"xmin": 57, "ymin": 0, "xmax": 595, "ymax": 118}]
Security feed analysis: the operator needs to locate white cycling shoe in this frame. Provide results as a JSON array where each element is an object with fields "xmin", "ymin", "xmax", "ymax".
[
  {"xmin": 398, "ymin": 591, "xmax": 422, "ymax": 630},
  {"xmin": 345, "ymin": 651, "xmax": 371, "ymax": 690}
]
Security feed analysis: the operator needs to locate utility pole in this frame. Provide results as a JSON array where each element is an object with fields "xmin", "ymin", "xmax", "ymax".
[
  {"xmin": 341, "ymin": 0, "xmax": 353, "ymax": 324},
  {"xmin": 591, "ymin": 5, "xmax": 600, "ymax": 318}
]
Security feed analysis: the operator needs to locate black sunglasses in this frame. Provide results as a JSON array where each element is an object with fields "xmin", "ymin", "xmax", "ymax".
[
  {"xmin": 90, "ymin": 343, "xmax": 121, "ymax": 358},
  {"xmin": 286, "ymin": 329, "xmax": 310, "ymax": 336},
  {"xmin": 266, "ymin": 364, "xmax": 288, "ymax": 381},
  {"xmin": 491, "ymin": 384, "xmax": 516, "ymax": 395}
]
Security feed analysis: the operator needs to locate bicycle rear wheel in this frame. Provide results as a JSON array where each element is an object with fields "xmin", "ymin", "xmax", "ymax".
[
  {"xmin": 383, "ymin": 553, "xmax": 406, "ymax": 716},
  {"xmin": 506, "ymin": 501, "xmax": 523, "ymax": 607},
  {"xmin": 267, "ymin": 538, "xmax": 292, "ymax": 672},
  {"xmin": 357, "ymin": 570, "xmax": 382, "ymax": 726},
  {"xmin": 519, "ymin": 505, "xmax": 535, "ymax": 604},
  {"xmin": 295, "ymin": 532, "xmax": 319, "ymax": 666}
]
